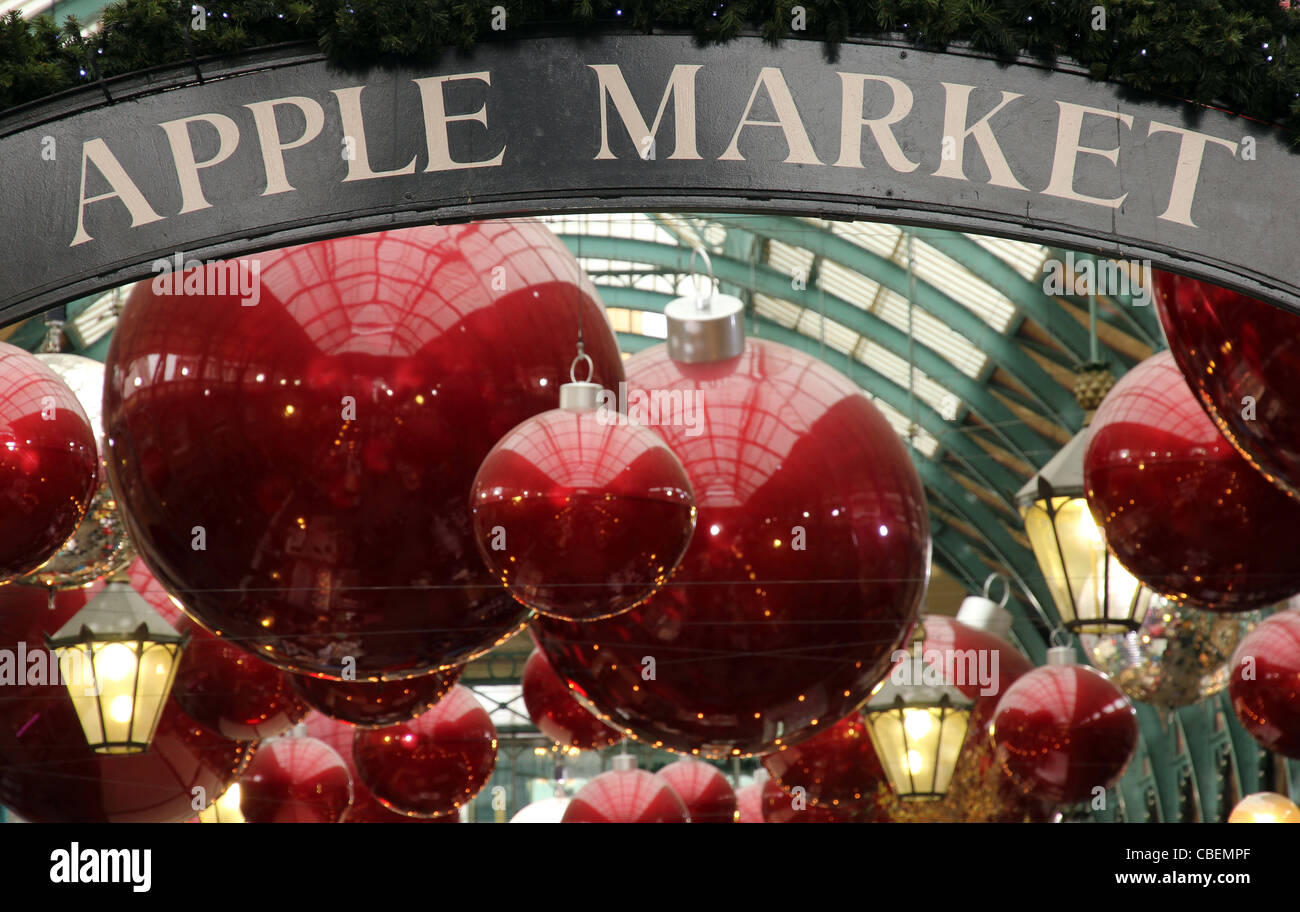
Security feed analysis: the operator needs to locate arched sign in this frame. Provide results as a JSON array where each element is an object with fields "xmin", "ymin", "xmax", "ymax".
[{"xmin": 0, "ymin": 34, "xmax": 1286, "ymax": 322}]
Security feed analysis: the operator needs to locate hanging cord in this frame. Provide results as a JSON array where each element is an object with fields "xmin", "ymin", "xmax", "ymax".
[
  {"xmin": 906, "ymin": 229, "xmax": 918, "ymax": 449},
  {"xmin": 1089, "ymin": 283, "xmax": 1099, "ymax": 363}
]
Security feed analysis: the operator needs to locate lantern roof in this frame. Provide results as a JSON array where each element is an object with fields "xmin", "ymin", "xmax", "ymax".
[
  {"xmin": 50, "ymin": 580, "xmax": 182, "ymax": 642},
  {"xmin": 1016, "ymin": 425, "xmax": 1093, "ymax": 506}
]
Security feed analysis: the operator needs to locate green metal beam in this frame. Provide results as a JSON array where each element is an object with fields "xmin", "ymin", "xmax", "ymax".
[
  {"xmin": 1046, "ymin": 247, "xmax": 1164, "ymax": 348},
  {"xmin": 700, "ymin": 215, "xmax": 1085, "ymax": 429},
  {"xmin": 566, "ymin": 237, "xmax": 1056, "ymax": 470}
]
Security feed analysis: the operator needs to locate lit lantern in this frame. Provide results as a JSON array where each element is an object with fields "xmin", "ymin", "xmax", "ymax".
[
  {"xmin": 1228, "ymin": 792, "xmax": 1300, "ymax": 823},
  {"xmin": 1017, "ymin": 427, "xmax": 1147, "ymax": 634},
  {"xmin": 863, "ymin": 625, "xmax": 974, "ymax": 800},
  {"xmin": 46, "ymin": 580, "xmax": 187, "ymax": 754},
  {"xmin": 197, "ymin": 783, "xmax": 244, "ymax": 824}
]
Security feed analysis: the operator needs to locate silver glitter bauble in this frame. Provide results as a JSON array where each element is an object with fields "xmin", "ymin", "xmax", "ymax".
[
  {"xmin": 16, "ymin": 353, "xmax": 135, "ymax": 589},
  {"xmin": 1081, "ymin": 592, "xmax": 1262, "ymax": 708}
]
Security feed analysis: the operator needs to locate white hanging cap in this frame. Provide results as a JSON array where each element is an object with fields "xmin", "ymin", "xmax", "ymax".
[
  {"xmin": 559, "ymin": 347, "xmax": 602, "ymax": 410},
  {"xmin": 611, "ymin": 754, "xmax": 638, "ymax": 772},
  {"xmin": 1045, "ymin": 645, "xmax": 1076, "ymax": 667},
  {"xmin": 665, "ymin": 247, "xmax": 745, "ymax": 363},
  {"xmin": 956, "ymin": 574, "xmax": 1014, "ymax": 638}
]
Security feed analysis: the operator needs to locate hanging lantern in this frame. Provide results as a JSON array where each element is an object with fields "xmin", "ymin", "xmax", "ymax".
[
  {"xmin": 196, "ymin": 783, "xmax": 244, "ymax": 824},
  {"xmin": 1228, "ymin": 792, "xmax": 1300, "ymax": 823},
  {"xmin": 470, "ymin": 355, "xmax": 696, "ymax": 622},
  {"xmin": 863, "ymin": 624, "xmax": 975, "ymax": 801},
  {"xmin": 1017, "ymin": 426, "xmax": 1147, "ymax": 634},
  {"xmin": 45, "ymin": 580, "xmax": 188, "ymax": 754}
]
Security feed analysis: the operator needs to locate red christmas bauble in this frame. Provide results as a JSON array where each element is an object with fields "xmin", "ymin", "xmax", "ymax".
[
  {"xmin": 240, "ymin": 736, "xmax": 353, "ymax": 823},
  {"xmin": 734, "ymin": 782, "xmax": 765, "ymax": 823},
  {"xmin": 471, "ymin": 404, "xmax": 695, "ymax": 621},
  {"xmin": 1085, "ymin": 351, "xmax": 1300, "ymax": 610},
  {"xmin": 104, "ymin": 222, "xmax": 624, "ymax": 679},
  {"xmin": 762, "ymin": 711, "xmax": 883, "ymax": 809},
  {"xmin": 0, "ymin": 584, "xmax": 251, "ymax": 823},
  {"xmin": 342, "ymin": 787, "xmax": 460, "ymax": 823},
  {"xmin": 991, "ymin": 654, "xmax": 1138, "ymax": 805},
  {"xmin": 760, "ymin": 778, "xmax": 866, "ymax": 823},
  {"xmin": 128, "ymin": 558, "xmax": 309, "ymax": 740},
  {"xmin": 290, "ymin": 666, "xmax": 462, "ymax": 727},
  {"xmin": 656, "ymin": 758, "xmax": 736, "ymax": 823},
  {"xmin": 1155, "ymin": 272, "xmax": 1300, "ymax": 495},
  {"xmin": 533, "ymin": 338, "xmax": 928, "ymax": 756},
  {"xmin": 1230, "ymin": 608, "xmax": 1300, "ymax": 759},
  {"xmin": 561, "ymin": 767, "xmax": 690, "ymax": 823},
  {"xmin": 522, "ymin": 649, "xmax": 621, "ymax": 751},
  {"xmin": 0, "ymin": 341, "xmax": 98, "ymax": 580},
  {"xmin": 353, "ymin": 684, "xmax": 497, "ymax": 818}
]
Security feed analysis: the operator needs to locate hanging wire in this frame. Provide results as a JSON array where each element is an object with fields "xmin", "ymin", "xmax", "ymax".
[{"xmin": 906, "ymin": 229, "xmax": 918, "ymax": 449}]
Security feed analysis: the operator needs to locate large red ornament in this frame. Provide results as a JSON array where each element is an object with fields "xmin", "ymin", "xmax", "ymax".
[
  {"xmin": 471, "ymin": 401, "xmax": 695, "ymax": 621},
  {"xmin": 762, "ymin": 711, "xmax": 884, "ymax": 810},
  {"xmin": 991, "ymin": 649, "xmax": 1138, "ymax": 805},
  {"xmin": 290, "ymin": 666, "xmax": 461, "ymax": 727},
  {"xmin": 656, "ymin": 758, "xmax": 736, "ymax": 823},
  {"xmin": 353, "ymin": 684, "xmax": 497, "ymax": 817},
  {"xmin": 0, "ymin": 584, "xmax": 251, "ymax": 823},
  {"xmin": 760, "ymin": 778, "xmax": 867, "ymax": 823},
  {"xmin": 128, "ymin": 559, "xmax": 309, "ymax": 740},
  {"xmin": 1084, "ymin": 350, "xmax": 1300, "ymax": 610},
  {"xmin": 734, "ymin": 782, "xmax": 765, "ymax": 823},
  {"xmin": 522, "ymin": 649, "xmax": 621, "ymax": 751},
  {"xmin": 342, "ymin": 787, "xmax": 460, "ymax": 823},
  {"xmin": 240, "ymin": 736, "xmax": 353, "ymax": 823},
  {"xmin": 1155, "ymin": 272, "xmax": 1300, "ymax": 495},
  {"xmin": 104, "ymin": 222, "xmax": 624, "ymax": 679},
  {"xmin": 1230, "ymin": 608, "xmax": 1300, "ymax": 759},
  {"xmin": 533, "ymin": 338, "xmax": 929, "ymax": 756},
  {"xmin": 0, "ymin": 341, "xmax": 98, "ymax": 581},
  {"xmin": 561, "ymin": 762, "xmax": 690, "ymax": 823}
]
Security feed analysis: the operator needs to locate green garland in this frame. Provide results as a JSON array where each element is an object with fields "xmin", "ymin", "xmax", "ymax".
[{"xmin": 4, "ymin": 1, "xmax": 1300, "ymax": 144}]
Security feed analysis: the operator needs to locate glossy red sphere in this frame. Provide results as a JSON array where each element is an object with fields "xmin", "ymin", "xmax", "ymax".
[
  {"xmin": 561, "ymin": 768, "xmax": 690, "ymax": 823},
  {"xmin": 760, "ymin": 778, "xmax": 869, "ymax": 823},
  {"xmin": 991, "ymin": 662, "xmax": 1138, "ymax": 805},
  {"xmin": 1085, "ymin": 351, "xmax": 1300, "ymax": 610},
  {"xmin": 471, "ymin": 406, "xmax": 695, "ymax": 621},
  {"xmin": 128, "ymin": 558, "xmax": 309, "ymax": 740},
  {"xmin": 0, "ymin": 583, "xmax": 252, "ymax": 823},
  {"xmin": 104, "ymin": 222, "xmax": 624, "ymax": 679},
  {"xmin": 291, "ymin": 666, "xmax": 461, "ymax": 727},
  {"xmin": 762, "ymin": 711, "xmax": 884, "ymax": 810},
  {"xmin": 734, "ymin": 782, "xmax": 766, "ymax": 823},
  {"xmin": 1230, "ymin": 609, "xmax": 1300, "ymax": 759},
  {"xmin": 0, "ymin": 342, "xmax": 98, "ymax": 581},
  {"xmin": 656, "ymin": 758, "xmax": 737, "ymax": 823},
  {"xmin": 533, "ymin": 338, "xmax": 929, "ymax": 756},
  {"xmin": 522, "ymin": 649, "xmax": 621, "ymax": 751},
  {"xmin": 353, "ymin": 684, "xmax": 497, "ymax": 817},
  {"xmin": 342, "ymin": 787, "xmax": 460, "ymax": 823},
  {"xmin": 240, "ymin": 736, "xmax": 353, "ymax": 823},
  {"xmin": 1155, "ymin": 272, "xmax": 1300, "ymax": 495}
]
